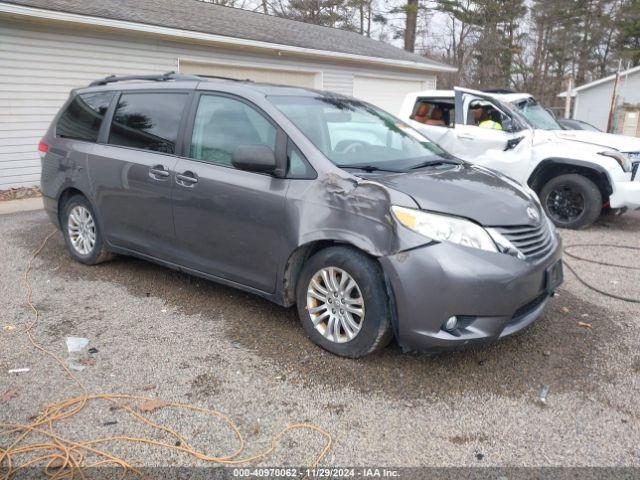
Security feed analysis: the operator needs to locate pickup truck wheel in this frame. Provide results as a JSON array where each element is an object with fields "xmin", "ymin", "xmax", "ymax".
[
  {"xmin": 296, "ymin": 246, "xmax": 393, "ymax": 358},
  {"xmin": 540, "ymin": 174, "xmax": 602, "ymax": 229}
]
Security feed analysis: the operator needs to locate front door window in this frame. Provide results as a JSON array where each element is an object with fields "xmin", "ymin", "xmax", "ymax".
[{"xmin": 189, "ymin": 95, "xmax": 276, "ymax": 167}]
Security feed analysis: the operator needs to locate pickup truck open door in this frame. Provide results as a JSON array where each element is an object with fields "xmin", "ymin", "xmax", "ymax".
[{"xmin": 449, "ymin": 87, "xmax": 534, "ymax": 183}]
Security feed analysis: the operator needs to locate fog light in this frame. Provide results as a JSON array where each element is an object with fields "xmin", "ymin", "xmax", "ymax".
[{"xmin": 444, "ymin": 316, "xmax": 458, "ymax": 331}]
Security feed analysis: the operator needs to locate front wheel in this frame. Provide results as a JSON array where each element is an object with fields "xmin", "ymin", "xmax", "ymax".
[
  {"xmin": 296, "ymin": 246, "xmax": 393, "ymax": 358},
  {"xmin": 539, "ymin": 174, "xmax": 602, "ymax": 229}
]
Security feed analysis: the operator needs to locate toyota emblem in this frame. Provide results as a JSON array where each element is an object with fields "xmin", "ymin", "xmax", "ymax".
[{"xmin": 527, "ymin": 206, "xmax": 540, "ymax": 223}]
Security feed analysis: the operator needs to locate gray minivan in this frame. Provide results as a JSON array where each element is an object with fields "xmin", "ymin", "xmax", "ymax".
[{"xmin": 39, "ymin": 72, "xmax": 563, "ymax": 357}]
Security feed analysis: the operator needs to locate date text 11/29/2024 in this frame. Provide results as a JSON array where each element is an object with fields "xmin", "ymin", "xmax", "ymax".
[{"xmin": 232, "ymin": 467, "xmax": 400, "ymax": 477}]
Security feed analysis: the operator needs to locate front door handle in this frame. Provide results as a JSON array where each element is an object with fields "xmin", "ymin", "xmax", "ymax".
[
  {"xmin": 149, "ymin": 164, "xmax": 170, "ymax": 180},
  {"xmin": 176, "ymin": 171, "xmax": 198, "ymax": 186},
  {"xmin": 458, "ymin": 134, "xmax": 475, "ymax": 140}
]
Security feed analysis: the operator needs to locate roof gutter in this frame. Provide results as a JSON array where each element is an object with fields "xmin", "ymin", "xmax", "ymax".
[
  {"xmin": 557, "ymin": 65, "xmax": 640, "ymax": 97},
  {"xmin": 0, "ymin": 3, "xmax": 457, "ymax": 73}
]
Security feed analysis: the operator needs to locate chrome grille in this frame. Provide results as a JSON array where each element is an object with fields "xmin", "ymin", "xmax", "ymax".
[{"xmin": 493, "ymin": 222, "xmax": 554, "ymax": 259}]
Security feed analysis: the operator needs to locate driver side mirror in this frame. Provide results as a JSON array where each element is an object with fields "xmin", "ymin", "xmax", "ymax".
[
  {"xmin": 232, "ymin": 145, "xmax": 276, "ymax": 174},
  {"xmin": 502, "ymin": 116, "xmax": 514, "ymax": 132}
]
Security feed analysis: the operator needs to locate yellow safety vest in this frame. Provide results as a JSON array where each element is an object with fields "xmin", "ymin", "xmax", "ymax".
[{"xmin": 479, "ymin": 120, "xmax": 503, "ymax": 130}]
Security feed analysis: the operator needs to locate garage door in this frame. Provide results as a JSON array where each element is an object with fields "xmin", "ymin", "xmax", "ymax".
[
  {"xmin": 353, "ymin": 76, "xmax": 428, "ymax": 115},
  {"xmin": 180, "ymin": 61, "xmax": 318, "ymax": 88}
]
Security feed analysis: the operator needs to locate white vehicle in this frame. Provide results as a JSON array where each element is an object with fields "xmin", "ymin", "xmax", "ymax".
[{"xmin": 399, "ymin": 87, "xmax": 640, "ymax": 229}]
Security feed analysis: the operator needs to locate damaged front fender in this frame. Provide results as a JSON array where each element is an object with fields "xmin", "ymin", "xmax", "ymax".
[
  {"xmin": 287, "ymin": 172, "xmax": 430, "ymax": 258},
  {"xmin": 277, "ymin": 171, "xmax": 431, "ymax": 307}
]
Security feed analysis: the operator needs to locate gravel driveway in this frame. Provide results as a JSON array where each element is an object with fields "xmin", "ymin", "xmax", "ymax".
[{"xmin": 1, "ymin": 209, "xmax": 639, "ymax": 472}]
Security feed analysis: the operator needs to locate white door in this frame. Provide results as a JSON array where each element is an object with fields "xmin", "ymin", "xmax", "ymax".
[
  {"xmin": 622, "ymin": 111, "xmax": 639, "ymax": 137},
  {"xmin": 453, "ymin": 88, "xmax": 533, "ymax": 183},
  {"xmin": 180, "ymin": 61, "xmax": 319, "ymax": 88},
  {"xmin": 353, "ymin": 76, "xmax": 427, "ymax": 115}
]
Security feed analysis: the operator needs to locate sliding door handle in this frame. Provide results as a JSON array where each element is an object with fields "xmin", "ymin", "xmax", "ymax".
[
  {"xmin": 176, "ymin": 171, "xmax": 198, "ymax": 186},
  {"xmin": 149, "ymin": 165, "xmax": 170, "ymax": 180}
]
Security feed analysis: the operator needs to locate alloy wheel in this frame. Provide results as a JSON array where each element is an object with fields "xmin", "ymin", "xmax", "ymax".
[
  {"xmin": 67, "ymin": 205, "xmax": 96, "ymax": 256},
  {"xmin": 306, "ymin": 267, "xmax": 365, "ymax": 344},
  {"xmin": 545, "ymin": 186, "xmax": 585, "ymax": 224}
]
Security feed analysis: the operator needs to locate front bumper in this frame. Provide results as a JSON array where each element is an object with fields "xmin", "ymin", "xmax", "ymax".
[
  {"xmin": 609, "ymin": 179, "xmax": 640, "ymax": 210},
  {"xmin": 380, "ymin": 234, "xmax": 562, "ymax": 353}
]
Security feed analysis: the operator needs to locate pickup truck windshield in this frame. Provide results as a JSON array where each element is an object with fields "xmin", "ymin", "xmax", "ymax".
[
  {"xmin": 512, "ymin": 97, "xmax": 562, "ymax": 131},
  {"xmin": 270, "ymin": 95, "xmax": 452, "ymax": 171}
]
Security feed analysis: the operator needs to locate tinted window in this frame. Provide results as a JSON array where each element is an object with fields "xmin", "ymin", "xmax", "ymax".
[
  {"xmin": 56, "ymin": 92, "xmax": 114, "ymax": 142},
  {"xmin": 190, "ymin": 95, "xmax": 276, "ymax": 167},
  {"xmin": 109, "ymin": 93, "xmax": 188, "ymax": 154}
]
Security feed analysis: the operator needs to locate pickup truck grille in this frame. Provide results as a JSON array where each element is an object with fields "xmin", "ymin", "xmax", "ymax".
[{"xmin": 493, "ymin": 222, "xmax": 554, "ymax": 259}]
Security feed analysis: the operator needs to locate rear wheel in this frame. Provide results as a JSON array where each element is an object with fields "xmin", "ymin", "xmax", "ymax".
[
  {"xmin": 61, "ymin": 195, "xmax": 113, "ymax": 265},
  {"xmin": 296, "ymin": 246, "xmax": 393, "ymax": 358},
  {"xmin": 540, "ymin": 174, "xmax": 602, "ymax": 229}
]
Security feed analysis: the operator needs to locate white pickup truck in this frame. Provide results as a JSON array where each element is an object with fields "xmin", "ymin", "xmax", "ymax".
[{"xmin": 399, "ymin": 87, "xmax": 640, "ymax": 229}]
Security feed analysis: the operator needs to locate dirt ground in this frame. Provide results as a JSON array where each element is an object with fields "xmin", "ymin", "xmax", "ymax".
[{"xmin": 1, "ymin": 209, "xmax": 639, "ymax": 473}]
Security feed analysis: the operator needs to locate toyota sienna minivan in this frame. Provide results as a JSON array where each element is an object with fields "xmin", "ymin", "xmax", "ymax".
[{"xmin": 39, "ymin": 72, "xmax": 563, "ymax": 358}]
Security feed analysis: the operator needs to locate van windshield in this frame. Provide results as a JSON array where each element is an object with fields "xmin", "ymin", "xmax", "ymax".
[
  {"xmin": 270, "ymin": 95, "xmax": 455, "ymax": 172},
  {"xmin": 511, "ymin": 97, "xmax": 562, "ymax": 131}
]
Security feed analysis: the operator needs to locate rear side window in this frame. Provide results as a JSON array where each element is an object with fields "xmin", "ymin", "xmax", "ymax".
[
  {"xmin": 108, "ymin": 92, "xmax": 188, "ymax": 154},
  {"xmin": 56, "ymin": 92, "xmax": 114, "ymax": 142}
]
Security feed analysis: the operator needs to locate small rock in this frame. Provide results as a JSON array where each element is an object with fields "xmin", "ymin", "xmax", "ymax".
[
  {"xmin": 475, "ymin": 452, "xmax": 484, "ymax": 461},
  {"xmin": 543, "ymin": 351, "xmax": 551, "ymax": 357},
  {"xmin": 0, "ymin": 389, "xmax": 18, "ymax": 404}
]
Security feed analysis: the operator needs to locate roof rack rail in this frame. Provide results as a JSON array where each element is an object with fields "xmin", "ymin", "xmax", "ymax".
[
  {"xmin": 89, "ymin": 71, "xmax": 202, "ymax": 86},
  {"xmin": 197, "ymin": 74, "xmax": 252, "ymax": 82}
]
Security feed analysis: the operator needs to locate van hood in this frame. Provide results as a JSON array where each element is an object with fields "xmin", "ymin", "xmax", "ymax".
[
  {"xmin": 369, "ymin": 163, "xmax": 541, "ymax": 227},
  {"xmin": 553, "ymin": 130, "xmax": 640, "ymax": 153}
]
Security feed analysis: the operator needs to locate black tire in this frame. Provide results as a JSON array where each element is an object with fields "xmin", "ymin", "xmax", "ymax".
[
  {"xmin": 61, "ymin": 194, "xmax": 113, "ymax": 265},
  {"xmin": 540, "ymin": 174, "xmax": 602, "ymax": 229},
  {"xmin": 296, "ymin": 246, "xmax": 393, "ymax": 358}
]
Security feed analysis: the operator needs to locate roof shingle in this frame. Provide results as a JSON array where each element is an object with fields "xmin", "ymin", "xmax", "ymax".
[{"xmin": 3, "ymin": 0, "xmax": 453, "ymax": 70}]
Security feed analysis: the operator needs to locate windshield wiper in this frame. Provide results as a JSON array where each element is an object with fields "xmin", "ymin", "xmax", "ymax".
[
  {"xmin": 339, "ymin": 164, "xmax": 404, "ymax": 173},
  {"xmin": 408, "ymin": 159, "xmax": 462, "ymax": 170}
]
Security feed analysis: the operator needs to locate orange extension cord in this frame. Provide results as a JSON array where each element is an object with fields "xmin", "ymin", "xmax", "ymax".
[{"xmin": 0, "ymin": 231, "xmax": 332, "ymax": 479}]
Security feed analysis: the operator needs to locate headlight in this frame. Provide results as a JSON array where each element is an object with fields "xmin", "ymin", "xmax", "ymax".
[
  {"xmin": 391, "ymin": 206, "xmax": 497, "ymax": 252},
  {"xmin": 599, "ymin": 150, "xmax": 632, "ymax": 172}
]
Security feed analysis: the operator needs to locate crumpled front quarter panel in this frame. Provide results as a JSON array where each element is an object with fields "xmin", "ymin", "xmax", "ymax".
[{"xmin": 285, "ymin": 172, "xmax": 427, "ymax": 258}]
